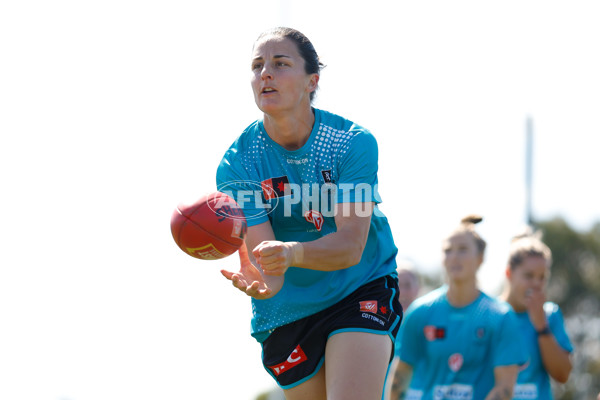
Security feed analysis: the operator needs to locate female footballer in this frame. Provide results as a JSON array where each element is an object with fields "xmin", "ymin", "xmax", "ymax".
[{"xmin": 216, "ymin": 27, "xmax": 402, "ymax": 400}]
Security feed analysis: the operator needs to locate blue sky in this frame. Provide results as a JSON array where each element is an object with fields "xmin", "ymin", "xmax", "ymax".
[{"xmin": 1, "ymin": 1, "xmax": 599, "ymax": 399}]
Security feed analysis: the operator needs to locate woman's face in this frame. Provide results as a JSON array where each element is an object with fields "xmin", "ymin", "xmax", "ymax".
[
  {"xmin": 250, "ymin": 36, "xmax": 317, "ymax": 116},
  {"xmin": 507, "ymin": 255, "xmax": 549, "ymax": 309},
  {"xmin": 442, "ymin": 233, "xmax": 482, "ymax": 283},
  {"xmin": 397, "ymin": 270, "xmax": 420, "ymax": 310}
]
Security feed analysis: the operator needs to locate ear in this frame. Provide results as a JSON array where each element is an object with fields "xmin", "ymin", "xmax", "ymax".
[
  {"xmin": 476, "ymin": 253, "xmax": 484, "ymax": 268},
  {"xmin": 505, "ymin": 267, "xmax": 511, "ymax": 279},
  {"xmin": 308, "ymin": 74, "xmax": 319, "ymax": 92}
]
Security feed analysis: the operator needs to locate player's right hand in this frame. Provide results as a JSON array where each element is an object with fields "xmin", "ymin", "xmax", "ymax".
[{"xmin": 221, "ymin": 243, "xmax": 280, "ymax": 300}]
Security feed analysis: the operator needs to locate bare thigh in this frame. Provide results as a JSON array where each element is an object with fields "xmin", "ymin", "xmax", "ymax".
[
  {"xmin": 325, "ymin": 331, "xmax": 392, "ymax": 400},
  {"xmin": 283, "ymin": 364, "xmax": 326, "ymax": 400}
]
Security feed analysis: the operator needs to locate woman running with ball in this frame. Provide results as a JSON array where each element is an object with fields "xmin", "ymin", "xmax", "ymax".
[
  {"xmin": 216, "ymin": 27, "xmax": 402, "ymax": 400},
  {"xmin": 394, "ymin": 216, "xmax": 527, "ymax": 400}
]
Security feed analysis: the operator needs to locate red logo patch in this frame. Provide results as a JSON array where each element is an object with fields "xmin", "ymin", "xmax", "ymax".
[
  {"xmin": 476, "ymin": 327, "xmax": 486, "ymax": 339},
  {"xmin": 424, "ymin": 325, "xmax": 446, "ymax": 341},
  {"xmin": 360, "ymin": 300, "xmax": 378, "ymax": 313},
  {"xmin": 424, "ymin": 326, "xmax": 436, "ymax": 341},
  {"xmin": 304, "ymin": 210, "xmax": 324, "ymax": 231},
  {"xmin": 268, "ymin": 345, "xmax": 308, "ymax": 376},
  {"xmin": 261, "ymin": 176, "xmax": 290, "ymax": 200},
  {"xmin": 448, "ymin": 353, "xmax": 463, "ymax": 372}
]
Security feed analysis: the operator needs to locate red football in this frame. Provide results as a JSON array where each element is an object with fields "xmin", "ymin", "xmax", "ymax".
[{"xmin": 171, "ymin": 192, "xmax": 247, "ymax": 260}]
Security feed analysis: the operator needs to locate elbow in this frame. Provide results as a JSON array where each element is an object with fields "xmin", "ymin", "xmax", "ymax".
[
  {"xmin": 553, "ymin": 369, "xmax": 571, "ymax": 384},
  {"xmin": 335, "ymin": 243, "xmax": 364, "ymax": 269},
  {"xmin": 334, "ymin": 226, "xmax": 368, "ymax": 269},
  {"xmin": 346, "ymin": 241, "xmax": 366, "ymax": 267},
  {"xmin": 552, "ymin": 365, "xmax": 572, "ymax": 384},
  {"xmin": 347, "ymin": 250, "xmax": 363, "ymax": 267},
  {"xmin": 338, "ymin": 251, "xmax": 362, "ymax": 269}
]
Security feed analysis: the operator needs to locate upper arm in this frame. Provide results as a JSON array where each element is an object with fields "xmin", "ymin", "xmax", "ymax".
[
  {"xmin": 490, "ymin": 365, "xmax": 519, "ymax": 399},
  {"xmin": 333, "ymin": 131, "xmax": 380, "ymax": 252},
  {"xmin": 494, "ymin": 364, "xmax": 519, "ymax": 385},
  {"xmin": 337, "ymin": 130, "xmax": 379, "ymax": 192},
  {"xmin": 389, "ymin": 358, "xmax": 413, "ymax": 399},
  {"xmin": 333, "ymin": 201, "xmax": 373, "ymax": 251},
  {"xmin": 548, "ymin": 305, "xmax": 574, "ymax": 353},
  {"xmin": 394, "ymin": 358, "xmax": 413, "ymax": 379},
  {"xmin": 492, "ymin": 310, "xmax": 528, "ymax": 367},
  {"xmin": 398, "ymin": 307, "xmax": 425, "ymax": 367},
  {"xmin": 245, "ymin": 221, "xmax": 276, "ymax": 262}
]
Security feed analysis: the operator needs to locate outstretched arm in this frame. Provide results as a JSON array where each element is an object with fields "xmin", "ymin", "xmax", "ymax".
[
  {"xmin": 253, "ymin": 202, "xmax": 374, "ymax": 276},
  {"xmin": 220, "ymin": 222, "xmax": 284, "ymax": 299}
]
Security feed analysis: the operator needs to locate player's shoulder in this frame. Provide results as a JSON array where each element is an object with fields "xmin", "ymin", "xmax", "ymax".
[
  {"xmin": 316, "ymin": 108, "xmax": 374, "ymax": 141},
  {"xmin": 316, "ymin": 108, "xmax": 353, "ymax": 130},
  {"xmin": 234, "ymin": 119, "xmax": 263, "ymax": 148},
  {"xmin": 477, "ymin": 291, "xmax": 514, "ymax": 315},
  {"xmin": 409, "ymin": 286, "xmax": 448, "ymax": 312},
  {"xmin": 543, "ymin": 301, "xmax": 562, "ymax": 317},
  {"xmin": 220, "ymin": 120, "xmax": 262, "ymax": 159}
]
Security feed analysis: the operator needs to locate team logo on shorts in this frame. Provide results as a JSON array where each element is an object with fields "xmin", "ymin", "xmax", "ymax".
[
  {"xmin": 448, "ymin": 353, "xmax": 463, "ymax": 372},
  {"xmin": 268, "ymin": 344, "xmax": 308, "ymax": 376},
  {"xmin": 359, "ymin": 300, "xmax": 378, "ymax": 313},
  {"xmin": 359, "ymin": 300, "xmax": 388, "ymax": 326},
  {"xmin": 359, "ymin": 300, "xmax": 391, "ymax": 319}
]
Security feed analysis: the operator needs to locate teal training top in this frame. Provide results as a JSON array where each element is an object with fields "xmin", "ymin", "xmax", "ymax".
[
  {"xmin": 511, "ymin": 302, "xmax": 573, "ymax": 400},
  {"xmin": 216, "ymin": 108, "xmax": 398, "ymax": 342},
  {"xmin": 399, "ymin": 286, "xmax": 528, "ymax": 400}
]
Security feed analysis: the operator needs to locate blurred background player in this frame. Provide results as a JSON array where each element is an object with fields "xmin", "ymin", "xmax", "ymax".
[
  {"xmin": 396, "ymin": 263, "xmax": 421, "ymax": 311},
  {"xmin": 393, "ymin": 215, "xmax": 527, "ymax": 400},
  {"xmin": 500, "ymin": 229, "xmax": 573, "ymax": 399},
  {"xmin": 386, "ymin": 263, "xmax": 421, "ymax": 400}
]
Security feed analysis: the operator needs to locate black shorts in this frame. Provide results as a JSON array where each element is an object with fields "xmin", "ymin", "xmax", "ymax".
[{"xmin": 261, "ymin": 275, "xmax": 403, "ymax": 389}]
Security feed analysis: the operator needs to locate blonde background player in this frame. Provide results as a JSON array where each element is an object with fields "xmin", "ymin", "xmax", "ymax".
[{"xmin": 394, "ymin": 216, "xmax": 527, "ymax": 400}]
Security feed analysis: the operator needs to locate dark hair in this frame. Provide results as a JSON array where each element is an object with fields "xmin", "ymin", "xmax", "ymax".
[
  {"xmin": 508, "ymin": 227, "xmax": 552, "ymax": 270},
  {"xmin": 447, "ymin": 214, "xmax": 487, "ymax": 255},
  {"xmin": 255, "ymin": 27, "xmax": 325, "ymax": 101}
]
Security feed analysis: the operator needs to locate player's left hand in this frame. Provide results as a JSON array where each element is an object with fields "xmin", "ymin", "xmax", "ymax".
[
  {"xmin": 524, "ymin": 288, "xmax": 547, "ymax": 329},
  {"xmin": 253, "ymin": 240, "xmax": 304, "ymax": 276}
]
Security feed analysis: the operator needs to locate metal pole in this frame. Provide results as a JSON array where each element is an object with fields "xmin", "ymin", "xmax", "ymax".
[{"xmin": 526, "ymin": 116, "xmax": 533, "ymax": 226}]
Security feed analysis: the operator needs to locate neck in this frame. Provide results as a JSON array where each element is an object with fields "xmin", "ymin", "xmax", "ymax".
[
  {"xmin": 446, "ymin": 280, "xmax": 480, "ymax": 307},
  {"xmin": 500, "ymin": 289, "xmax": 525, "ymax": 312},
  {"xmin": 263, "ymin": 106, "xmax": 315, "ymax": 150}
]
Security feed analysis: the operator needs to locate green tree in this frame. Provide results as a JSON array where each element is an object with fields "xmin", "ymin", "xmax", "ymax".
[{"xmin": 535, "ymin": 217, "xmax": 600, "ymax": 399}]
